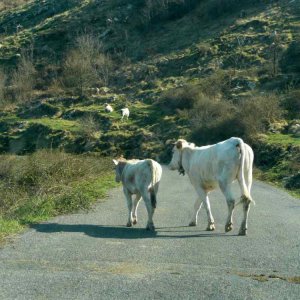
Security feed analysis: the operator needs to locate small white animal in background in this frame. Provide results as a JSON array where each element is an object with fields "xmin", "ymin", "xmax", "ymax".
[
  {"xmin": 104, "ymin": 103, "xmax": 113, "ymax": 113},
  {"xmin": 96, "ymin": 87, "xmax": 100, "ymax": 95},
  {"xmin": 121, "ymin": 108, "xmax": 130, "ymax": 121}
]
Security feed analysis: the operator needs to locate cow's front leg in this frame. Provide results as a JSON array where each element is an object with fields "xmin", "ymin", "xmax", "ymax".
[
  {"xmin": 132, "ymin": 194, "xmax": 141, "ymax": 225},
  {"xmin": 123, "ymin": 188, "xmax": 133, "ymax": 227},
  {"xmin": 189, "ymin": 198, "xmax": 203, "ymax": 226},
  {"xmin": 189, "ymin": 187, "xmax": 215, "ymax": 230}
]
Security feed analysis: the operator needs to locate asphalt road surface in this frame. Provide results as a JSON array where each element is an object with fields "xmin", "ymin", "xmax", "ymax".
[{"xmin": 0, "ymin": 166, "xmax": 299, "ymax": 299}]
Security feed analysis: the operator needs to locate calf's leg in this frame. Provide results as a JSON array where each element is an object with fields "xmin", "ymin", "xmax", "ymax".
[
  {"xmin": 132, "ymin": 194, "xmax": 141, "ymax": 225},
  {"xmin": 142, "ymin": 191, "xmax": 155, "ymax": 231},
  {"xmin": 123, "ymin": 189, "xmax": 133, "ymax": 227}
]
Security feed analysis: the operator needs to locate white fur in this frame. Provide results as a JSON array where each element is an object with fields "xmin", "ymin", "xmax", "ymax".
[
  {"xmin": 121, "ymin": 108, "xmax": 129, "ymax": 121},
  {"xmin": 169, "ymin": 137, "xmax": 254, "ymax": 235},
  {"xmin": 113, "ymin": 158, "xmax": 162, "ymax": 231},
  {"xmin": 104, "ymin": 103, "xmax": 113, "ymax": 113}
]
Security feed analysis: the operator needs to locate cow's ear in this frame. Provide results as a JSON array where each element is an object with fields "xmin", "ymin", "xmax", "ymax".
[
  {"xmin": 112, "ymin": 159, "xmax": 118, "ymax": 166},
  {"xmin": 176, "ymin": 140, "xmax": 183, "ymax": 149}
]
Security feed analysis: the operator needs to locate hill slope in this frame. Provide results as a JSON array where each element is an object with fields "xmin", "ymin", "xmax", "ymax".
[{"xmin": 0, "ymin": 0, "xmax": 299, "ymax": 192}]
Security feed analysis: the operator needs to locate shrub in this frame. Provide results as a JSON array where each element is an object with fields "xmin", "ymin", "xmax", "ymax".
[
  {"xmin": 0, "ymin": 0, "xmax": 27, "ymax": 11},
  {"xmin": 189, "ymin": 92, "xmax": 283, "ymax": 144},
  {"xmin": 62, "ymin": 34, "xmax": 113, "ymax": 95},
  {"xmin": 158, "ymin": 84, "xmax": 201, "ymax": 113},
  {"xmin": 79, "ymin": 114, "xmax": 101, "ymax": 141},
  {"xmin": 188, "ymin": 93, "xmax": 234, "ymax": 129},
  {"xmin": 0, "ymin": 70, "xmax": 7, "ymax": 107},
  {"xmin": 282, "ymin": 89, "xmax": 300, "ymax": 119},
  {"xmin": 199, "ymin": 0, "xmax": 261, "ymax": 20},
  {"xmin": 139, "ymin": 0, "xmax": 198, "ymax": 28},
  {"xmin": 0, "ymin": 150, "xmax": 115, "ymax": 224},
  {"xmin": 280, "ymin": 41, "xmax": 300, "ymax": 74},
  {"xmin": 11, "ymin": 54, "xmax": 37, "ymax": 103},
  {"xmin": 236, "ymin": 93, "xmax": 283, "ymax": 138}
]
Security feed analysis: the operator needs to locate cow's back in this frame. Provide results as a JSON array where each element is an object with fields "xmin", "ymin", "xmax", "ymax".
[{"xmin": 187, "ymin": 138, "xmax": 243, "ymax": 187}]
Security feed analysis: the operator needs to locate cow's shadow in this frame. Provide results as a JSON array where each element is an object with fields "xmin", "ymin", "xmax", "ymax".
[{"xmin": 30, "ymin": 223, "xmax": 235, "ymax": 239}]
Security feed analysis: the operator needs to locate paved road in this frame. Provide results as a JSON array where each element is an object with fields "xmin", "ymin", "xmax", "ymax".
[{"xmin": 0, "ymin": 166, "xmax": 299, "ymax": 299}]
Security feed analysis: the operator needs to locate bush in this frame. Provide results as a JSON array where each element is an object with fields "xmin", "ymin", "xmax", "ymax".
[
  {"xmin": 79, "ymin": 114, "xmax": 101, "ymax": 141},
  {"xmin": 158, "ymin": 84, "xmax": 200, "ymax": 113},
  {"xmin": 188, "ymin": 92, "xmax": 283, "ymax": 144},
  {"xmin": 0, "ymin": 0, "xmax": 27, "ymax": 11},
  {"xmin": 280, "ymin": 41, "xmax": 300, "ymax": 74},
  {"xmin": 0, "ymin": 70, "xmax": 7, "ymax": 107},
  {"xmin": 236, "ymin": 93, "xmax": 283, "ymax": 138},
  {"xmin": 199, "ymin": 0, "xmax": 261, "ymax": 20},
  {"xmin": 62, "ymin": 34, "xmax": 113, "ymax": 95},
  {"xmin": 0, "ymin": 150, "xmax": 115, "ymax": 224},
  {"xmin": 282, "ymin": 89, "xmax": 300, "ymax": 119},
  {"xmin": 188, "ymin": 93, "xmax": 234, "ymax": 129},
  {"xmin": 11, "ymin": 54, "xmax": 37, "ymax": 103},
  {"xmin": 139, "ymin": 0, "xmax": 198, "ymax": 28}
]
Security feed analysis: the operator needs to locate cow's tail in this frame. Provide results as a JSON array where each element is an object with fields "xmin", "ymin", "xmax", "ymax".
[
  {"xmin": 148, "ymin": 159, "xmax": 157, "ymax": 209},
  {"xmin": 235, "ymin": 138, "xmax": 255, "ymax": 206}
]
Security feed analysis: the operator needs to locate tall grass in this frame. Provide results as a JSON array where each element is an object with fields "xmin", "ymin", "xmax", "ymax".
[{"xmin": 0, "ymin": 150, "xmax": 117, "ymax": 243}]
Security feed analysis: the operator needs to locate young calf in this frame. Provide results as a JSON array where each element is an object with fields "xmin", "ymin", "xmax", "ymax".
[{"xmin": 113, "ymin": 158, "xmax": 162, "ymax": 231}]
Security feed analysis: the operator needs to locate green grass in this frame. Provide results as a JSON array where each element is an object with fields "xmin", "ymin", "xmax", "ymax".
[
  {"xmin": 0, "ymin": 151, "xmax": 118, "ymax": 244},
  {"xmin": 27, "ymin": 117, "xmax": 80, "ymax": 132},
  {"xmin": 264, "ymin": 133, "xmax": 300, "ymax": 146},
  {"xmin": 0, "ymin": 0, "xmax": 299, "ymax": 244}
]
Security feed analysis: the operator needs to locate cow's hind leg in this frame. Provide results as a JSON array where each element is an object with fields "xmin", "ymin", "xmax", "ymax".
[
  {"xmin": 219, "ymin": 181, "xmax": 235, "ymax": 233},
  {"xmin": 239, "ymin": 196, "xmax": 251, "ymax": 236},
  {"xmin": 123, "ymin": 189, "xmax": 133, "ymax": 227},
  {"xmin": 132, "ymin": 194, "xmax": 141, "ymax": 225},
  {"xmin": 142, "ymin": 191, "xmax": 155, "ymax": 231}
]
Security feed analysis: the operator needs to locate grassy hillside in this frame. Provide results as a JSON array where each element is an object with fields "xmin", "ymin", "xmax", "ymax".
[{"xmin": 0, "ymin": 0, "xmax": 299, "ymax": 193}]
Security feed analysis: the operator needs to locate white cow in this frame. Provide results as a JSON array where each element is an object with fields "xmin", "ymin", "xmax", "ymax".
[
  {"xmin": 168, "ymin": 137, "xmax": 254, "ymax": 235},
  {"xmin": 113, "ymin": 158, "xmax": 162, "ymax": 231},
  {"xmin": 104, "ymin": 103, "xmax": 113, "ymax": 113},
  {"xmin": 121, "ymin": 108, "xmax": 129, "ymax": 121}
]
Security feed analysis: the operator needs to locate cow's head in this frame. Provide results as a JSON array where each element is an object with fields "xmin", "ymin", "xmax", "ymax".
[
  {"xmin": 168, "ymin": 139, "xmax": 188, "ymax": 171},
  {"xmin": 112, "ymin": 158, "xmax": 126, "ymax": 182}
]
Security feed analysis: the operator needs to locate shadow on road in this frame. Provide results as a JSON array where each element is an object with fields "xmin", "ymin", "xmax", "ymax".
[{"xmin": 30, "ymin": 223, "xmax": 237, "ymax": 239}]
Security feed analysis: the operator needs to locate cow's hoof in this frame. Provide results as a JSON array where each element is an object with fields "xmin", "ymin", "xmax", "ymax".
[
  {"xmin": 225, "ymin": 223, "xmax": 233, "ymax": 232},
  {"xmin": 189, "ymin": 221, "xmax": 197, "ymax": 227},
  {"xmin": 206, "ymin": 223, "xmax": 215, "ymax": 231},
  {"xmin": 132, "ymin": 219, "xmax": 137, "ymax": 225},
  {"xmin": 146, "ymin": 224, "xmax": 155, "ymax": 231},
  {"xmin": 238, "ymin": 228, "xmax": 247, "ymax": 236},
  {"xmin": 126, "ymin": 222, "xmax": 132, "ymax": 227}
]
